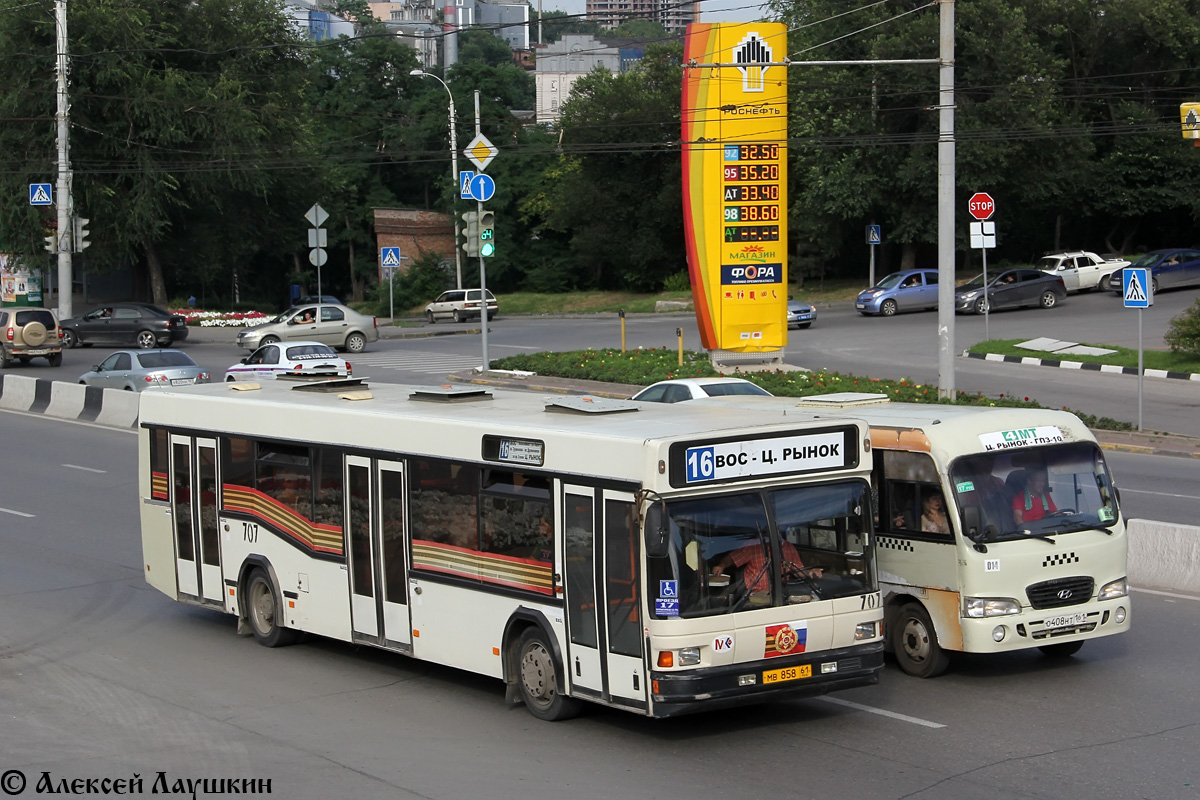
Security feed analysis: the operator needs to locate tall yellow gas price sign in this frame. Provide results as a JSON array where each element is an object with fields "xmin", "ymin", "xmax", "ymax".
[{"xmin": 682, "ymin": 23, "xmax": 788, "ymax": 353}]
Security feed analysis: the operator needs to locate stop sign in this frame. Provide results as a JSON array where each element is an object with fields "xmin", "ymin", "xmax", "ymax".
[{"xmin": 968, "ymin": 192, "xmax": 995, "ymax": 220}]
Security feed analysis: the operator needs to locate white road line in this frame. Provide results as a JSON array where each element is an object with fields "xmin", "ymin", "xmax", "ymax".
[
  {"xmin": 1121, "ymin": 488, "xmax": 1200, "ymax": 500},
  {"xmin": 817, "ymin": 696, "xmax": 946, "ymax": 728},
  {"xmin": 63, "ymin": 464, "xmax": 106, "ymax": 474},
  {"xmin": 0, "ymin": 506, "xmax": 35, "ymax": 518},
  {"xmin": 1132, "ymin": 587, "xmax": 1200, "ymax": 602}
]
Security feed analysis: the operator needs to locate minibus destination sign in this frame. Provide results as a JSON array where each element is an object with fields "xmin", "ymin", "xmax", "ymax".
[{"xmin": 978, "ymin": 426, "xmax": 1064, "ymax": 452}]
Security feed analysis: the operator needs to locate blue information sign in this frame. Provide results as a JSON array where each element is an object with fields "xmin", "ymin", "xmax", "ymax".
[
  {"xmin": 1123, "ymin": 268, "xmax": 1151, "ymax": 308},
  {"xmin": 469, "ymin": 173, "xmax": 496, "ymax": 203},
  {"xmin": 29, "ymin": 183, "xmax": 52, "ymax": 206}
]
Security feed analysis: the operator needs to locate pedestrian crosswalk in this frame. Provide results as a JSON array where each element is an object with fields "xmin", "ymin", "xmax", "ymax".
[{"xmin": 350, "ymin": 350, "xmax": 485, "ymax": 375}]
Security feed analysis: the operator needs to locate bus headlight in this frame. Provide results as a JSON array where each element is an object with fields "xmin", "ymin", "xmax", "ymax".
[
  {"xmin": 963, "ymin": 597, "xmax": 1021, "ymax": 618},
  {"xmin": 1099, "ymin": 577, "xmax": 1128, "ymax": 600},
  {"xmin": 855, "ymin": 621, "xmax": 879, "ymax": 640},
  {"xmin": 678, "ymin": 647, "xmax": 701, "ymax": 666},
  {"xmin": 992, "ymin": 625, "xmax": 1007, "ymax": 642}
]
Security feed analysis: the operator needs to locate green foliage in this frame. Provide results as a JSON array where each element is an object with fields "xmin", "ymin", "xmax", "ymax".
[
  {"xmin": 1164, "ymin": 299, "xmax": 1200, "ymax": 357},
  {"xmin": 532, "ymin": 10, "xmax": 604, "ymax": 44},
  {"xmin": 458, "ymin": 29, "xmax": 518, "ymax": 68},
  {"xmin": 610, "ymin": 20, "xmax": 670, "ymax": 38},
  {"xmin": 372, "ymin": 251, "xmax": 452, "ymax": 316},
  {"xmin": 661, "ymin": 271, "xmax": 691, "ymax": 292}
]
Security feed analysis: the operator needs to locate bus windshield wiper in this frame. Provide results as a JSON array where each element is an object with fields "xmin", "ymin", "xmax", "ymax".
[{"xmin": 1020, "ymin": 529, "xmax": 1057, "ymax": 544}]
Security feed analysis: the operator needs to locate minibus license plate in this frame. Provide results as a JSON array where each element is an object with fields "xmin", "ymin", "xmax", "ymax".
[
  {"xmin": 762, "ymin": 664, "xmax": 812, "ymax": 684},
  {"xmin": 1044, "ymin": 613, "xmax": 1087, "ymax": 629}
]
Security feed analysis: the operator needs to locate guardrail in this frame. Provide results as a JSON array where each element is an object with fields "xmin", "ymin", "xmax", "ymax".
[{"xmin": 1127, "ymin": 519, "xmax": 1200, "ymax": 595}]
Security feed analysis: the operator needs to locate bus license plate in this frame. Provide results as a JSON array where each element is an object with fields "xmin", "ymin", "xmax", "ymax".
[
  {"xmin": 762, "ymin": 664, "xmax": 812, "ymax": 685},
  {"xmin": 1043, "ymin": 613, "xmax": 1087, "ymax": 629}
]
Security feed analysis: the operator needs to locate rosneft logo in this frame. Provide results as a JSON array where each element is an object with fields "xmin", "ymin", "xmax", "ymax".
[{"xmin": 734, "ymin": 32, "xmax": 773, "ymax": 93}]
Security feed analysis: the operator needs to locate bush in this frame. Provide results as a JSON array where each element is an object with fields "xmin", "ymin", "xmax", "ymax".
[
  {"xmin": 661, "ymin": 271, "xmax": 691, "ymax": 292},
  {"xmin": 1164, "ymin": 299, "xmax": 1200, "ymax": 357}
]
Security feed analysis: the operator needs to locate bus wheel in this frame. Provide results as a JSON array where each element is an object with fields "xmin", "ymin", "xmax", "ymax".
[
  {"xmin": 246, "ymin": 568, "xmax": 297, "ymax": 648},
  {"xmin": 1038, "ymin": 641, "xmax": 1083, "ymax": 658},
  {"xmin": 892, "ymin": 603, "xmax": 949, "ymax": 678},
  {"xmin": 516, "ymin": 628, "xmax": 582, "ymax": 721}
]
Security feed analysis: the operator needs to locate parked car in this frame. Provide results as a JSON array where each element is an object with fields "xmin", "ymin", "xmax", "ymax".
[
  {"xmin": 60, "ymin": 302, "xmax": 189, "ymax": 350},
  {"xmin": 855, "ymin": 269, "xmax": 940, "ymax": 316},
  {"xmin": 787, "ymin": 300, "xmax": 816, "ymax": 329},
  {"xmin": 1037, "ymin": 251, "xmax": 1128, "ymax": 292},
  {"xmin": 78, "ymin": 349, "xmax": 209, "ymax": 391},
  {"xmin": 225, "ymin": 341, "xmax": 351, "ymax": 382},
  {"xmin": 0, "ymin": 306, "xmax": 62, "ymax": 368},
  {"xmin": 1105, "ymin": 249, "xmax": 1200, "ymax": 294},
  {"xmin": 954, "ymin": 269, "xmax": 1067, "ymax": 314},
  {"xmin": 236, "ymin": 303, "xmax": 378, "ymax": 352},
  {"xmin": 631, "ymin": 378, "xmax": 773, "ymax": 404},
  {"xmin": 424, "ymin": 289, "xmax": 498, "ymax": 323}
]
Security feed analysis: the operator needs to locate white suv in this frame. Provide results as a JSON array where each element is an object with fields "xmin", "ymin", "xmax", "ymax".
[{"xmin": 424, "ymin": 289, "xmax": 498, "ymax": 323}]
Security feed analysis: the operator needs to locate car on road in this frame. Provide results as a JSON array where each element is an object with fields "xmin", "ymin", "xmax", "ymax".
[
  {"xmin": 78, "ymin": 349, "xmax": 210, "ymax": 391},
  {"xmin": 954, "ymin": 269, "xmax": 1067, "ymax": 314},
  {"xmin": 855, "ymin": 269, "xmax": 940, "ymax": 316},
  {"xmin": 787, "ymin": 300, "xmax": 816, "ymax": 329},
  {"xmin": 236, "ymin": 303, "xmax": 378, "ymax": 352},
  {"xmin": 225, "ymin": 341, "xmax": 352, "ymax": 382},
  {"xmin": 60, "ymin": 302, "xmax": 189, "ymax": 350},
  {"xmin": 1037, "ymin": 251, "xmax": 1128, "ymax": 292},
  {"xmin": 1105, "ymin": 249, "xmax": 1200, "ymax": 294},
  {"xmin": 0, "ymin": 306, "xmax": 62, "ymax": 368},
  {"xmin": 424, "ymin": 289, "xmax": 498, "ymax": 323},
  {"xmin": 630, "ymin": 377, "xmax": 773, "ymax": 403}
]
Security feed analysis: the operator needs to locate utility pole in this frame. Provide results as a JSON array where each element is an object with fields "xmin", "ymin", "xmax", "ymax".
[
  {"xmin": 474, "ymin": 89, "xmax": 489, "ymax": 372},
  {"xmin": 54, "ymin": 0, "xmax": 74, "ymax": 320},
  {"xmin": 936, "ymin": 0, "xmax": 956, "ymax": 400}
]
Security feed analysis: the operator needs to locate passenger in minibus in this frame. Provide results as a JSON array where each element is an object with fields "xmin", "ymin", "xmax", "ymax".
[{"xmin": 919, "ymin": 488, "xmax": 951, "ymax": 534}]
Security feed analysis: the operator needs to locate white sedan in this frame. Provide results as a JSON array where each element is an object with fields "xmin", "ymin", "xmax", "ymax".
[
  {"xmin": 631, "ymin": 377, "xmax": 773, "ymax": 404},
  {"xmin": 225, "ymin": 341, "xmax": 352, "ymax": 382}
]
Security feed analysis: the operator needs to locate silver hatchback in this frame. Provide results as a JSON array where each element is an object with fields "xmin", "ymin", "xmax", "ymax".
[{"xmin": 236, "ymin": 303, "xmax": 378, "ymax": 352}]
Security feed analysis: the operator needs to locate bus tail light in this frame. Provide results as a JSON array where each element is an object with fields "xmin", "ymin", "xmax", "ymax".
[{"xmin": 657, "ymin": 651, "xmax": 674, "ymax": 668}]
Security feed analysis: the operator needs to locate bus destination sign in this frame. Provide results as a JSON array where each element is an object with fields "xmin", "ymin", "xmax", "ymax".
[{"xmin": 674, "ymin": 429, "xmax": 851, "ymax": 486}]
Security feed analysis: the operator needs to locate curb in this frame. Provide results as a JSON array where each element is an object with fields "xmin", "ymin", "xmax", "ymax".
[
  {"xmin": 0, "ymin": 374, "xmax": 139, "ymax": 428},
  {"xmin": 964, "ymin": 351, "xmax": 1200, "ymax": 382}
]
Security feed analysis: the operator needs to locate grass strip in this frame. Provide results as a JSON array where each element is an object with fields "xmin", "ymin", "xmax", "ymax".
[{"xmin": 966, "ymin": 339, "xmax": 1200, "ymax": 374}]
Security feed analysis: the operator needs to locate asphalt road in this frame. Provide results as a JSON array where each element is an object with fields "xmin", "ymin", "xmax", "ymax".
[{"xmin": 1, "ymin": 413, "xmax": 1198, "ymax": 800}]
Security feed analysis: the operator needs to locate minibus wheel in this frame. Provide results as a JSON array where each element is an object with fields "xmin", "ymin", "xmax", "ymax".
[
  {"xmin": 892, "ymin": 602, "xmax": 949, "ymax": 678},
  {"xmin": 515, "ymin": 628, "xmax": 582, "ymax": 721},
  {"xmin": 246, "ymin": 568, "xmax": 298, "ymax": 648},
  {"xmin": 1038, "ymin": 641, "xmax": 1083, "ymax": 658}
]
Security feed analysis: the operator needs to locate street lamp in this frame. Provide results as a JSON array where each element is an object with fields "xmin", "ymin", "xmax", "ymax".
[{"xmin": 410, "ymin": 68, "xmax": 463, "ymax": 290}]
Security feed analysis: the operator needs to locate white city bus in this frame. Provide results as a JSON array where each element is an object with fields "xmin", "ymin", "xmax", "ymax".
[
  {"xmin": 702, "ymin": 393, "xmax": 1130, "ymax": 677},
  {"xmin": 139, "ymin": 379, "xmax": 885, "ymax": 719}
]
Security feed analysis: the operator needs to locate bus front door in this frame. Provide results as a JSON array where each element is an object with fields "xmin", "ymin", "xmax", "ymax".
[
  {"xmin": 562, "ymin": 485, "xmax": 646, "ymax": 710},
  {"xmin": 345, "ymin": 456, "xmax": 412, "ymax": 650},
  {"xmin": 170, "ymin": 435, "xmax": 223, "ymax": 605}
]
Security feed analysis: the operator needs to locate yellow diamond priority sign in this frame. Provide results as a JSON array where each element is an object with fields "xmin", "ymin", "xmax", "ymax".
[{"xmin": 464, "ymin": 133, "xmax": 498, "ymax": 172}]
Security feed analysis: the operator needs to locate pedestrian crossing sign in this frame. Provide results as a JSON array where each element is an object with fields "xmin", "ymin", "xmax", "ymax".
[
  {"xmin": 380, "ymin": 247, "xmax": 402, "ymax": 268},
  {"xmin": 1123, "ymin": 267, "xmax": 1152, "ymax": 308},
  {"xmin": 29, "ymin": 183, "xmax": 52, "ymax": 206}
]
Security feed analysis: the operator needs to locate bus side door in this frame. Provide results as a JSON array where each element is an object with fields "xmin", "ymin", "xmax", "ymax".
[
  {"xmin": 170, "ymin": 434, "xmax": 224, "ymax": 606},
  {"xmin": 562, "ymin": 485, "xmax": 646, "ymax": 711},
  {"xmin": 345, "ymin": 456, "xmax": 412, "ymax": 650}
]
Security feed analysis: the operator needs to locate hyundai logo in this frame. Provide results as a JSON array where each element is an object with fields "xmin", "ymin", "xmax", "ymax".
[{"xmin": 1057, "ymin": 589, "xmax": 1073, "ymax": 600}]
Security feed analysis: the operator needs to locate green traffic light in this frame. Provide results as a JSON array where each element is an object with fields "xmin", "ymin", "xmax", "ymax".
[{"xmin": 480, "ymin": 242, "xmax": 495, "ymax": 257}]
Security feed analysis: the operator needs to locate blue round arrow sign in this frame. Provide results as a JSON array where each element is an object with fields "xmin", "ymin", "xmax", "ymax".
[{"xmin": 469, "ymin": 173, "xmax": 496, "ymax": 202}]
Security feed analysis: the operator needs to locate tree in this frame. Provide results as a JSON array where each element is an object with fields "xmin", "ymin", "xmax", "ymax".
[{"xmin": 529, "ymin": 9, "xmax": 603, "ymax": 45}]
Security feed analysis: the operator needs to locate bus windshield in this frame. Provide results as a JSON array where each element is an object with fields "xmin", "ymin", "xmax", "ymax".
[
  {"xmin": 647, "ymin": 481, "xmax": 872, "ymax": 619},
  {"xmin": 949, "ymin": 442, "xmax": 1118, "ymax": 542}
]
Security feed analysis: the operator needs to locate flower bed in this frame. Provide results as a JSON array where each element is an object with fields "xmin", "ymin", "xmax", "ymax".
[{"xmin": 171, "ymin": 309, "xmax": 270, "ymax": 327}]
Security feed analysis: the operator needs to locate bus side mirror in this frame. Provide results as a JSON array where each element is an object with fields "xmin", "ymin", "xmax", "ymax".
[
  {"xmin": 644, "ymin": 503, "xmax": 669, "ymax": 558},
  {"xmin": 962, "ymin": 506, "xmax": 982, "ymax": 542}
]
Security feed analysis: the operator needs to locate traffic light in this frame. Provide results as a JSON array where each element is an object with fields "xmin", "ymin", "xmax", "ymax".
[
  {"xmin": 461, "ymin": 211, "xmax": 480, "ymax": 257},
  {"xmin": 73, "ymin": 215, "xmax": 90, "ymax": 252},
  {"xmin": 43, "ymin": 230, "xmax": 57, "ymax": 253},
  {"xmin": 479, "ymin": 210, "xmax": 495, "ymax": 257}
]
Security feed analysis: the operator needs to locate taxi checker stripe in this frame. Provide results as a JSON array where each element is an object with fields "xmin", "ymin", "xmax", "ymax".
[{"xmin": 222, "ymin": 485, "xmax": 344, "ymax": 554}]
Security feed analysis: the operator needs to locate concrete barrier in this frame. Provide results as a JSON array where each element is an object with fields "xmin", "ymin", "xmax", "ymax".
[
  {"xmin": 0, "ymin": 375, "xmax": 139, "ymax": 428},
  {"xmin": 1127, "ymin": 518, "xmax": 1200, "ymax": 594}
]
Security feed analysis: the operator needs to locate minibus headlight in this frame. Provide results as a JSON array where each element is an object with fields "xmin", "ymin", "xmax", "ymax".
[
  {"xmin": 678, "ymin": 647, "xmax": 701, "ymax": 666},
  {"xmin": 963, "ymin": 597, "xmax": 1021, "ymax": 618},
  {"xmin": 1099, "ymin": 577, "xmax": 1128, "ymax": 600}
]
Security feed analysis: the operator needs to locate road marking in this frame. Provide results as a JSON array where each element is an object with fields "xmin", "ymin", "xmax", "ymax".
[
  {"xmin": 1132, "ymin": 587, "xmax": 1200, "ymax": 602},
  {"xmin": 817, "ymin": 696, "xmax": 946, "ymax": 728},
  {"xmin": 0, "ymin": 506, "xmax": 35, "ymax": 518},
  {"xmin": 63, "ymin": 464, "xmax": 106, "ymax": 474},
  {"xmin": 491, "ymin": 344, "xmax": 541, "ymax": 350},
  {"xmin": 1121, "ymin": 488, "xmax": 1200, "ymax": 500}
]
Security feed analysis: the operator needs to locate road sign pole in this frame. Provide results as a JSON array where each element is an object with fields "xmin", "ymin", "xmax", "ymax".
[
  {"xmin": 869, "ymin": 243, "xmax": 875, "ymax": 288},
  {"xmin": 982, "ymin": 247, "xmax": 989, "ymax": 342},
  {"xmin": 1138, "ymin": 308, "xmax": 1144, "ymax": 432},
  {"xmin": 475, "ymin": 90, "xmax": 489, "ymax": 373}
]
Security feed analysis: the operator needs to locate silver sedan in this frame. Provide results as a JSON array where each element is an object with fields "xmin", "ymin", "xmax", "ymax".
[{"xmin": 78, "ymin": 350, "xmax": 210, "ymax": 391}]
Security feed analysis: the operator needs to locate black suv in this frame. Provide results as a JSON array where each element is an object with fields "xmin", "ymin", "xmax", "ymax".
[{"xmin": 0, "ymin": 307, "xmax": 63, "ymax": 367}]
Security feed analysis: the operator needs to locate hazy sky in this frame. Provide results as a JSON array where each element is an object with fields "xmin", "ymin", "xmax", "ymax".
[{"xmin": 538, "ymin": 0, "xmax": 773, "ymax": 24}]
